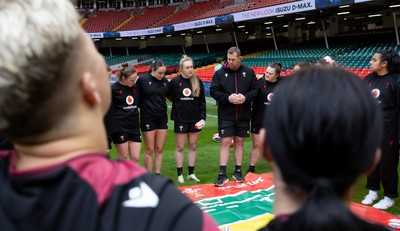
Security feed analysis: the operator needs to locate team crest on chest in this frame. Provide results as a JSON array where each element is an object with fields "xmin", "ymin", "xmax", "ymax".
[
  {"xmin": 242, "ymin": 72, "xmax": 246, "ymax": 77},
  {"xmin": 225, "ymin": 74, "xmax": 228, "ymax": 78},
  {"xmin": 148, "ymin": 81, "xmax": 152, "ymax": 85},
  {"xmin": 183, "ymin": 88, "xmax": 191, "ymax": 97}
]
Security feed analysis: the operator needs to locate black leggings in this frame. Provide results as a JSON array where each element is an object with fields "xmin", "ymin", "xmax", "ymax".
[{"xmin": 366, "ymin": 138, "xmax": 399, "ymax": 198}]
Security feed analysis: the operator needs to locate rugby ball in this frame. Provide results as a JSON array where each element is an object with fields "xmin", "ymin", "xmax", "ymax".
[
  {"xmin": 195, "ymin": 120, "xmax": 205, "ymax": 129},
  {"xmin": 388, "ymin": 219, "xmax": 400, "ymax": 229},
  {"xmin": 212, "ymin": 133, "xmax": 235, "ymax": 147},
  {"xmin": 212, "ymin": 133, "xmax": 221, "ymax": 142}
]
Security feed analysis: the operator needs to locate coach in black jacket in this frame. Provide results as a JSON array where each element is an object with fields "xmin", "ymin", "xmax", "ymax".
[{"xmin": 210, "ymin": 46, "xmax": 259, "ymax": 187}]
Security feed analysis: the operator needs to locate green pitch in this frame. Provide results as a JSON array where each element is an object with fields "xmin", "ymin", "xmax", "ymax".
[{"xmin": 108, "ymin": 97, "xmax": 400, "ymax": 216}]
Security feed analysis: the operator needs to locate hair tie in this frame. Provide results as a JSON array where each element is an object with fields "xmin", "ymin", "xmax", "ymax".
[
  {"xmin": 323, "ymin": 56, "xmax": 335, "ymax": 65},
  {"xmin": 313, "ymin": 178, "xmax": 331, "ymax": 190}
]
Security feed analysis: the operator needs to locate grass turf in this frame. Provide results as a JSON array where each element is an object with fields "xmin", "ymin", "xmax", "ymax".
[{"xmin": 108, "ymin": 97, "xmax": 400, "ymax": 216}]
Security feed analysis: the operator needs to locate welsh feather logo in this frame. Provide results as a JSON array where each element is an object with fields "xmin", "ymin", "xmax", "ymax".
[
  {"xmin": 183, "ymin": 88, "xmax": 192, "ymax": 97},
  {"xmin": 372, "ymin": 89, "xmax": 380, "ymax": 98},
  {"xmin": 126, "ymin": 95, "xmax": 134, "ymax": 105}
]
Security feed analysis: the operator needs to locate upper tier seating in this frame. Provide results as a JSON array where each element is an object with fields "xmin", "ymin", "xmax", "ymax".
[
  {"xmin": 118, "ymin": 6, "xmax": 176, "ymax": 30},
  {"xmin": 82, "ymin": 10, "xmax": 130, "ymax": 32},
  {"xmin": 199, "ymin": 0, "xmax": 296, "ymax": 19},
  {"xmin": 153, "ymin": 0, "xmax": 232, "ymax": 27}
]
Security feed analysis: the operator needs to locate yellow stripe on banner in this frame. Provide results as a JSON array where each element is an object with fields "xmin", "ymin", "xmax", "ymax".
[{"xmin": 219, "ymin": 213, "xmax": 275, "ymax": 231}]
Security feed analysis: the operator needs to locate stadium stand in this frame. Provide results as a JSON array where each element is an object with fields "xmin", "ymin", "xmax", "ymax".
[
  {"xmin": 81, "ymin": 0, "xmax": 398, "ymax": 82},
  {"xmin": 118, "ymin": 6, "xmax": 176, "ymax": 30},
  {"xmin": 82, "ymin": 10, "xmax": 130, "ymax": 33},
  {"xmin": 199, "ymin": 0, "xmax": 296, "ymax": 19}
]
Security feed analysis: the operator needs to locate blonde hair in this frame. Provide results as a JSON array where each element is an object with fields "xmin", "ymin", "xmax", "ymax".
[
  {"xmin": 0, "ymin": 0, "xmax": 82, "ymax": 141},
  {"xmin": 179, "ymin": 55, "xmax": 200, "ymax": 97}
]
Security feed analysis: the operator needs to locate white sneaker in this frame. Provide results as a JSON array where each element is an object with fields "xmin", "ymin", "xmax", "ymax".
[
  {"xmin": 373, "ymin": 197, "xmax": 395, "ymax": 210},
  {"xmin": 361, "ymin": 193, "xmax": 378, "ymax": 205},
  {"xmin": 177, "ymin": 175, "xmax": 185, "ymax": 183},
  {"xmin": 188, "ymin": 174, "xmax": 200, "ymax": 182}
]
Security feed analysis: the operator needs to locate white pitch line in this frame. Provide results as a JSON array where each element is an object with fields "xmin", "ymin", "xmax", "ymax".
[
  {"xmin": 205, "ymin": 97, "xmax": 216, "ymax": 104},
  {"xmin": 205, "ymin": 98, "xmax": 218, "ymax": 118}
]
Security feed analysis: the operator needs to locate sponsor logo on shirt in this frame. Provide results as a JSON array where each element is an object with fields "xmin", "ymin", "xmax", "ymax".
[
  {"xmin": 183, "ymin": 88, "xmax": 191, "ymax": 97},
  {"xmin": 180, "ymin": 88, "xmax": 194, "ymax": 100},
  {"xmin": 267, "ymin": 93, "xmax": 274, "ymax": 102},
  {"xmin": 123, "ymin": 182, "xmax": 159, "ymax": 208},
  {"xmin": 372, "ymin": 89, "xmax": 380, "ymax": 98},
  {"xmin": 126, "ymin": 95, "xmax": 134, "ymax": 105},
  {"xmin": 123, "ymin": 95, "xmax": 137, "ymax": 110}
]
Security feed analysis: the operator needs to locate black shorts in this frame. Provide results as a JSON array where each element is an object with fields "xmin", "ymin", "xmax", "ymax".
[
  {"xmin": 140, "ymin": 115, "xmax": 168, "ymax": 132},
  {"xmin": 218, "ymin": 120, "xmax": 250, "ymax": 138},
  {"xmin": 174, "ymin": 121, "xmax": 201, "ymax": 133},
  {"xmin": 251, "ymin": 122, "xmax": 262, "ymax": 134},
  {"xmin": 111, "ymin": 132, "xmax": 141, "ymax": 144},
  {"xmin": 107, "ymin": 136, "xmax": 113, "ymax": 150}
]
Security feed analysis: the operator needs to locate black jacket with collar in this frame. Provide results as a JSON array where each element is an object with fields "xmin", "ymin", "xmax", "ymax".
[{"xmin": 210, "ymin": 64, "xmax": 258, "ymax": 122}]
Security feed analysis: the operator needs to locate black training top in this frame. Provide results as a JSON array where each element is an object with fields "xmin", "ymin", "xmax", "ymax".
[
  {"xmin": 251, "ymin": 76, "xmax": 280, "ymax": 128},
  {"xmin": 136, "ymin": 72, "xmax": 169, "ymax": 120},
  {"xmin": 364, "ymin": 72, "xmax": 400, "ymax": 139},
  {"xmin": 111, "ymin": 82, "xmax": 140, "ymax": 132},
  {"xmin": 0, "ymin": 151, "xmax": 219, "ymax": 231},
  {"xmin": 167, "ymin": 75, "xmax": 206, "ymax": 123}
]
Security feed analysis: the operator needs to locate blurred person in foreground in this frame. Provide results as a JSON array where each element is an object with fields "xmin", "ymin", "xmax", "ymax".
[
  {"xmin": 0, "ymin": 1, "xmax": 219, "ymax": 230},
  {"xmin": 258, "ymin": 67, "xmax": 388, "ymax": 231},
  {"xmin": 292, "ymin": 61, "xmax": 311, "ymax": 72}
]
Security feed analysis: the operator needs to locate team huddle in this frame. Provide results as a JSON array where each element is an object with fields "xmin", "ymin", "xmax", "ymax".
[
  {"xmin": 0, "ymin": 0, "xmax": 398, "ymax": 230},
  {"xmin": 105, "ymin": 46, "xmax": 286, "ymax": 187},
  {"xmin": 107, "ymin": 45, "xmax": 400, "ymax": 211}
]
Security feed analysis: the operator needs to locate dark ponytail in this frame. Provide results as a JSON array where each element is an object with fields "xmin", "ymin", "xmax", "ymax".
[
  {"xmin": 264, "ymin": 66, "xmax": 383, "ymax": 231},
  {"xmin": 149, "ymin": 59, "xmax": 166, "ymax": 73},
  {"xmin": 376, "ymin": 49, "xmax": 400, "ymax": 74},
  {"xmin": 269, "ymin": 62, "xmax": 282, "ymax": 76}
]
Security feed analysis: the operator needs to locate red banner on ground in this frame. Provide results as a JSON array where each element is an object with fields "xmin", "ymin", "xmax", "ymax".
[{"xmin": 179, "ymin": 172, "xmax": 400, "ymax": 231}]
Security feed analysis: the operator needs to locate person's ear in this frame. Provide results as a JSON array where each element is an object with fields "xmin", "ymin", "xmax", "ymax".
[
  {"xmin": 259, "ymin": 128, "xmax": 274, "ymax": 162},
  {"xmin": 81, "ymin": 72, "xmax": 101, "ymax": 106},
  {"xmin": 381, "ymin": 60, "xmax": 388, "ymax": 68},
  {"xmin": 364, "ymin": 148, "xmax": 381, "ymax": 175}
]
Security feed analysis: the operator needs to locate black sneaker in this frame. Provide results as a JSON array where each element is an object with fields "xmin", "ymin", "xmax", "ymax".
[
  {"xmin": 233, "ymin": 171, "xmax": 245, "ymax": 183},
  {"xmin": 246, "ymin": 168, "xmax": 255, "ymax": 174},
  {"xmin": 214, "ymin": 174, "xmax": 229, "ymax": 187}
]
